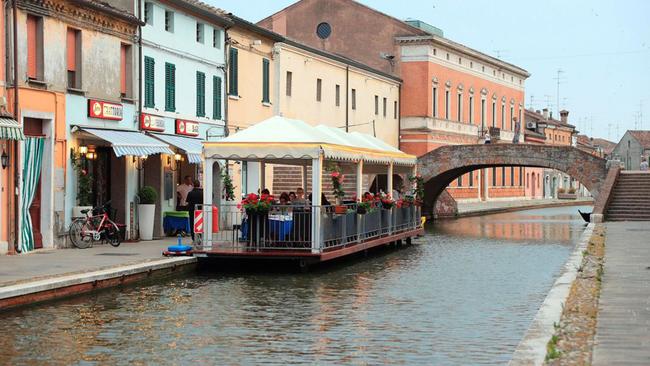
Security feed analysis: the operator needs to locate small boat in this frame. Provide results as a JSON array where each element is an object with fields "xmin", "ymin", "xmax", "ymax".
[{"xmin": 578, "ymin": 210, "xmax": 591, "ymax": 223}]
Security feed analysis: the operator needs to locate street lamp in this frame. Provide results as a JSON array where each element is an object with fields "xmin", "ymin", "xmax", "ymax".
[
  {"xmin": 1, "ymin": 150, "xmax": 8, "ymax": 170},
  {"xmin": 168, "ymin": 153, "xmax": 182, "ymax": 171}
]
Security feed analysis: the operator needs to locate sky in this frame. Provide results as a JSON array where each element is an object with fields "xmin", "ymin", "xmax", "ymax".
[{"xmin": 209, "ymin": 0, "xmax": 650, "ymax": 142}]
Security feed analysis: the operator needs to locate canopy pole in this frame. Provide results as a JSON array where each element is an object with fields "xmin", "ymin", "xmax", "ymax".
[
  {"xmin": 356, "ymin": 160, "xmax": 364, "ymax": 199},
  {"xmin": 260, "ymin": 162, "xmax": 266, "ymax": 193},
  {"xmin": 302, "ymin": 165, "xmax": 308, "ymax": 192},
  {"xmin": 311, "ymin": 154, "xmax": 323, "ymax": 254},
  {"xmin": 387, "ymin": 162, "xmax": 394, "ymax": 196},
  {"xmin": 203, "ymin": 159, "xmax": 214, "ymax": 249}
]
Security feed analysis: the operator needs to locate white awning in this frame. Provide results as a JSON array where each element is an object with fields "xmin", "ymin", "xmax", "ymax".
[
  {"xmin": 149, "ymin": 133, "xmax": 203, "ymax": 164},
  {"xmin": 81, "ymin": 128, "xmax": 174, "ymax": 157},
  {"xmin": 203, "ymin": 116, "xmax": 416, "ymax": 166},
  {"xmin": 0, "ymin": 118, "xmax": 25, "ymax": 140}
]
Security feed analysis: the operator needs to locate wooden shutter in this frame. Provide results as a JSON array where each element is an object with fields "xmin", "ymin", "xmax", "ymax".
[
  {"xmin": 27, "ymin": 16, "xmax": 38, "ymax": 79},
  {"xmin": 213, "ymin": 76, "xmax": 222, "ymax": 120},
  {"xmin": 165, "ymin": 63, "xmax": 175, "ymax": 111},
  {"xmin": 196, "ymin": 71, "xmax": 205, "ymax": 117},
  {"xmin": 144, "ymin": 56, "xmax": 154, "ymax": 107},
  {"xmin": 120, "ymin": 45, "xmax": 127, "ymax": 95},
  {"xmin": 229, "ymin": 48, "xmax": 238, "ymax": 95},
  {"xmin": 67, "ymin": 28, "xmax": 77, "ymax": 71},
  {"xmin": 262, "ymin": 59, "xmax": 269, "ymax": 103}
]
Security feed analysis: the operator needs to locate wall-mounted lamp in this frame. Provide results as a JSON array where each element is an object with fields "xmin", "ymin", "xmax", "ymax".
[
  {"xmin": 168, "ymin": 153, "xmax": 182, "ymax": 171},
  {"xmin": 85, "ymin": 152, "xmax": 97, "ymax": 160},
  {"xmin": 1, "ymin": 150, "xmax": 8, "ymax": 170},
  {"xmin": 133, "ymin": 155, "xmax": 148, "ymax": 171}
]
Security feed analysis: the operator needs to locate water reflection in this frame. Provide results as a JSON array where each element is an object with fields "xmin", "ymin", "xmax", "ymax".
[{"xmin": 0, "ymin": 206, "xmax": 591, "ymax": 365}]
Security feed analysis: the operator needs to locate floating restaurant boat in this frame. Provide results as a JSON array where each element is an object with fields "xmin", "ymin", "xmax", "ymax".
[{"xmin": 193, "ymin": 116, "xmax": 424, "ymax": 267}]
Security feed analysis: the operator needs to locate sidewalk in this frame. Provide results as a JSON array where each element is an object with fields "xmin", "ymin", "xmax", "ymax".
[
  {"xmin": 592, "ymin": 221, "xmax": 650, "ymax": 365},
  {"xmin": 0, "ymin": 238, "xmax": 186, "ymax": 287},
  {"xmin": 456, "ymin": 198, "xmax": 593, "ymax": 216}
]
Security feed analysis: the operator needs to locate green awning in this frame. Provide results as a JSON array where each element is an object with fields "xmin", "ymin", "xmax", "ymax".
[{"xmin": 0, "ymin": 118, "xmax": 25, "ymax": 140}]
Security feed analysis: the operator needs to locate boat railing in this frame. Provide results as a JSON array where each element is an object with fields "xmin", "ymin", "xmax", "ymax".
[{"xmin": 194, "ymin": 203, "xmax": 422, "ymax": 253}]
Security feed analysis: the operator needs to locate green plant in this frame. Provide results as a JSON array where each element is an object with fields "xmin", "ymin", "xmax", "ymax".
[
  {"xmin": 545, "ymin": 335, "xmax": 561, "ymax": 361},
  {"xmin": 327, "ymin": 163, "xmax": 345, "ymax": 201},
  {"xmin": 222, "ymin": 170, "xmax": 235, "ymax": 201},
  {"xmin": 70, "ymin": 149, "xmax": 93, "ymax": 206},
  {"xmin": 568, "ymin": 187, "xmax": 576, "ymax": 194},
  {"xmin": 408, "ymin": 174, "xmax": 424, "ymax": 204},
  {"xmin": 138, "ymin": 186, "xmax": 158, "ymax": 204}
]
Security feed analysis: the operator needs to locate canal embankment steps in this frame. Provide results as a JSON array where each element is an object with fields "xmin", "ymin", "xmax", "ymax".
[{"xmin": 606, "ymin": 172, "xmax": 650, "ymax": 221}]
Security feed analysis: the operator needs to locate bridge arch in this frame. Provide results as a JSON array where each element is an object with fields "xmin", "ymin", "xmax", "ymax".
[{"xmin": 417, "ymin": 144, "xmax": 608, "ymax": 212}]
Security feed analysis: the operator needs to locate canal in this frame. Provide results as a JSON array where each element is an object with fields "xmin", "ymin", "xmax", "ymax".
[{"xmin": 0, "ymin": 205, "xmax": 590, "ymax": 365}]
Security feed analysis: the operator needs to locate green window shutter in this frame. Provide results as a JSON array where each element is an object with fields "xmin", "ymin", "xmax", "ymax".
[
  {"xmin": 165, "ymin": 63, "xmax": 175, "ymax": 112},
  {"xmin": 196, "ymin": 71, "xmax": 205, "ymax": 117},
  {"xmin": 262, "ymin": 58, "xmax": 269, "ymax": 103},
  {"xmin": 144, "ymin": 56, "xmax": 155, "ymax": 108},
  {"xmin": 213, "ymin": 76, "xmax": 222, "ymax": 120},
  {"xmin": 229, "ymin": 48, "xmax": 238, "ymax": 95}
]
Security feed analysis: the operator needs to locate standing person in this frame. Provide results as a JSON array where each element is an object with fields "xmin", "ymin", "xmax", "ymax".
[
  {"xmin": 484, "ymin": 130, "xmax": 491, "ymax": 144},
  {"xmin": 186, "ymin": 180, "xmax": 203, "ymax": 241},
  {"xmin": 640, "ymin": 157, "xmax": 649, "ymax": 171},
  {"xmin": 176, "ymin": 176, "xmax": 193, "ymax": 209},
  {"xmin": 293, "ymin": 187, "xmax": 307, "ymax": 205},
  {"xmin": 512, "ymin": 117, "xmax": 521, "ymax": 144}
]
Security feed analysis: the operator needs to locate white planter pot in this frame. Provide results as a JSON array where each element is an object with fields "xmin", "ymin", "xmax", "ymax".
[
  {"xmin": 72, "ymin": 206, "xmax": 93, "ymax": 218},
  {"xmin": 138, "ymin": 204, "xmax": 156, "ymax": 241}
]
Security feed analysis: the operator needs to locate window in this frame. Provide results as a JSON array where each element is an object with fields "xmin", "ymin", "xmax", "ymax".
[
  {"xmin": 492, "ymin": 101, "xmax": 496, "ymax": 127},
  {"xmin": 519, "ymin": 167, "xmax": 523, "ymax": 186},
  {"xmin": 394, "ymin": 101, "xmax": 398, "ymax": 119},
  {"xmin": 501, "ymin": 104, "xmax": 505, "ymax": 129},
  {"xmin": 66, "ymin": 28, "xmax": 81, "ymax": 89},
  {"xmin": 27, "ymin": 15, "xmax": 43, "ymax": 80},
  {"xmin": 510, "ymin": 106, "xmax": 514, "ymax": 130},
  {"xmin": 228, "ymin": 48, "xmax": 238, "ymax": 96},
  {"xmin": 164, "ymin": 62, "xmax": 175, "ymax": 111},
  {"xmin": 446, "ymin": 53, "xmax": 449, "ymax": 60},
  {"xmin": 482, "ymin": 66, "xmax": 485, "ymax": 72},
  {"xmin": 383, "ymin": 97, "xmax": 387, "ymax": 117},
  {"xmin": 445, "ymin": 90, "xmax": 450, "ymax": 119},
  {"xmin": 374, "ymin": 95, "xmax": 379, "ymax": 115},
  {"xmin": 469, "ymin": 96, "xmax": 474, "ymax": 124},
  {"xmin": 262, "ymin": 58, "xmax": 270, "ymax": 103},
  {"xmin": 492, "ymin": 167, "xmax": 496, "ymax": 186},
  {"xmin": 470, "ymin": 61, "xmax": 473, "ymax": 68},
  {"xmin": 458, "ymin": 57, "xmax": 461, "ymax": 64},
  {"xmin": 501, "ymin": 167, "xmax": 506, "ymax": 186},
  {"xmin": 433, "ymin": 48, "xmax": 437, "ymax": 56},
  {"xmin": 213, "ymin": 29, "xmax": 221, "ymax": 49},
  {"xmin": 286, "ymin": 71, "xmax": 292, "ymax": 96},
  {"xmin": 144, "ymin": 56, "xmax": 154, "ymax": 107},
  {"xmin": 457, "ymin": 175, "xmax": 463, "ymax": 187},
  {"xmin": 457, "ymin": 93, "xmax": 462, "ymax": 122},
  {"xmin": 432, "ymin": 87, "xmax": 438, "ymax": 117},
  {"xmin": 213, "ymin": 76, "xmax": 222, "ymax": 120},
  {"xmin": 241, "ymin": 161, "xmax": 248, "ymax": 195},
  {"xmin": 510, "ymin": 167, "xmax": 514, "ymax": 186},
  {"xmin": 196, "ymin": 71, "xmax": 205, "ymax": 117},
  {"xmin": 120, "ymin": 44, "xmax": 132, "ymax": 98},
  {"xmin": 351, "ymin": 89, "xmax": 357, "ymax": 110},
  {"xmin": 316, "ymin": 22, "xmax": 332, "ymax": 39},
  {"xmin": 316, "ymin": 78, "xmax": 322, "ymax": 102},
  {"xmin": 335, "ymin": 84, "xmax": 340, "ymax": 107},
  {"xmin": 481, "ymin": 99, "xmax": 486, "ymax": 128},
  {"xmin": 165, "ymin": 10, "xmax": 174, "ymax": 32},
  {"xmin": 144, "ymin": 2, "xmax": 153, "ymax": 25},
  {"xmin": 469, "ymin": 172, "xmax": 474, "ymax": 187},
  {"xmin": 196, "ymin": 23, "xmax": 204, "ymax": 43}
]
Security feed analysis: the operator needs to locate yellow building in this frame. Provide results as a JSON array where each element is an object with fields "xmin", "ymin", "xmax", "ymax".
[{"xmin": 226, "ymin": 16, "xmax": 402, "ymax": 198}]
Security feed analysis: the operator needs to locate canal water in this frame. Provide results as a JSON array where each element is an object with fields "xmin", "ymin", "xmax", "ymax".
[{"xmin": 0, "ymin": 206, "xmax": 590, "ymax": 365}]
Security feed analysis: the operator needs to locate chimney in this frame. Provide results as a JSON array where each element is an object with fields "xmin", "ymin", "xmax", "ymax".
[
  {"xmin": 542, "ymin": 108, "xmax": 549, "ymax": 119},
  {"xmin": 560, "ymin": 110, "xmax": 569, "ymax": 124}
]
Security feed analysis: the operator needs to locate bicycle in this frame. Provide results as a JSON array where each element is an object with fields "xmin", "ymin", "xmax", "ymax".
[{"xmin": 69, "ymin": 201, "xmax": 123, "ymax": 249}]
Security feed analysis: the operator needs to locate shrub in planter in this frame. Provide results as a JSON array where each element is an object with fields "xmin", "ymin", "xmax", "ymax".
[
  {"xmin": 138, "ymin": 186, "xmax": 158, "ymax": 204},
  {"xmin": 568, "ymin": 187, "xmax": 577, "ymax": 194}
]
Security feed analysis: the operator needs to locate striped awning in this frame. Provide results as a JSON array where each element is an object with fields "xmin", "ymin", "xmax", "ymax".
[
  {"xmin": 149, "ymin": 133, "xmax": 203, "ymax": 164},
  {"xmin": 0, "ymin": 118, "xmax": 25, "ymax": 140},
  {"xmin": 82, "ymin": 128, "xmax": 174, "ymax": 157}
]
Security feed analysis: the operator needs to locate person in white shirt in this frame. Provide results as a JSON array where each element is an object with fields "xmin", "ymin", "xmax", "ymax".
[
  {"xmin": 176, "ymin": 175, "xmax": 194, "ymax": 208},
  {"xmin": 484, "ymin": 131, "xmax": 491, "ymax": 144},
  {"xmin": 640, "ymin": 158, "xmax": 649, "ymax": 171}
]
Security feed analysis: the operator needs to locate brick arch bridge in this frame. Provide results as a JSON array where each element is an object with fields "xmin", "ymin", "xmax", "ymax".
[{"xmin": 417, "ymin": 144, "xmax": 608, "ymax": 215}]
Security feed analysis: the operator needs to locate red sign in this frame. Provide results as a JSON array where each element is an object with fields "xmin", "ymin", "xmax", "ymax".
[
  {"xmin": 176, "ymin": 119, "xmax": 200, "ymax": 136},
  {"xmin": 193, "ymin": 211, "xmax": 203, "ymax": 234},
  {"xmin": 88, "ymin": 100, "xmax": 123, "ymax": 121},
  {"xmin": 140, "ymin": 114, "xmax": 166, "ymax": 132}
]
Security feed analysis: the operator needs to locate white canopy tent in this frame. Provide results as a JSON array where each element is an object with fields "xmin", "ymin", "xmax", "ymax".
[{"xmin": 201, "ymin": 116, "xmax": 417, "ymax": 252}]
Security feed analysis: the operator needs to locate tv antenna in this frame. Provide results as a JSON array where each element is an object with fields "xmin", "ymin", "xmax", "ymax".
[
  {"xmin": 493, "ymin": 49, "xmax": 508, "ymax": 59},
  {"xmin": 553, "ymin": 69, "xmax": 567, "ymax": 113}
]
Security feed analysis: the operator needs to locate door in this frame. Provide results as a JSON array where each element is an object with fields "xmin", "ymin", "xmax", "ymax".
[
  {"xmin": 24, "ymin": 118, "xmax": 44, "ymax": 249},
  {"xmin": 531, "ymin": 173, "xmax": 536, "ymax": 197}
]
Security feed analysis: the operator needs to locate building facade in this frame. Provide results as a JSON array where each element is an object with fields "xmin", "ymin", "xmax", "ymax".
[{"xmin": 611, "ymin": 130, "xmax": 650, "ymax": 171}]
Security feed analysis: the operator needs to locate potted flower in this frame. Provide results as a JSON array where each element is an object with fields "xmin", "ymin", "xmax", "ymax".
[
  {"xmin": 408, "ymin": 174, "xmax": 425, "ymax": 206},
  {"xmin": 379, "ymin": 193, "xmax": 395, "ymax": 210},
  {"xmin": 357, "ymin": 196, "xmax": 374, "ymax": 215},
  {"xmin": 221, "ymin": 170, "xmax": 237, "ymax": 227},
  {"xmin": 138, "ymin": 186, "xmax": 158, "ymax": 240},
  {"xmin": 239, "ymin": 193, "xmax": 274, "ymax": 244},
  {"xmin": 329, "ymin": 165, "xmax": 347, "ymax": 214},
  {"xmin": 70, "ymin": 150, "xmax": 93, "ymax": 218}
]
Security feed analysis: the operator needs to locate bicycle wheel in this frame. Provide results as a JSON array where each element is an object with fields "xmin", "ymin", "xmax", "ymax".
[
  {"xmin": 106, "ymin": 223, "xmax": 122, "ymax": 247},
  {"xmin": 69, "ymin": 219, "xmax": 93, "ymax": 249}
]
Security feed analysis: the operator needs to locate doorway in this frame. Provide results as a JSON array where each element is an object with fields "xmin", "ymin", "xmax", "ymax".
[{"xmin": 23, "ymin": 118, "xmax": 44, "ymax": 249}]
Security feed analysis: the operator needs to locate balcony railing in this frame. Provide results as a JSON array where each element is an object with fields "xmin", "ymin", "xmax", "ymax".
[{"xmin": 194, "ymin": 203, "xmax": 422, "ymax": 253}]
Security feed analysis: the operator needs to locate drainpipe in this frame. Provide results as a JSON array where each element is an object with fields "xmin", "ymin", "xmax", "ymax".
[
  {"xmin": 12, "ymin": 0, "xmax": 20, "ymax": 253},
  {"xmin": 137, "ymin": 0, "xmax": 142, "ymax": 191},
  {"xmin": 397, "ymin": 83, "xmax": 401, "ymax": 150},
  {"xmin": 345, "ymin": 66, "xmax": 349, "ymax": 132},
  {"xmin": 223, "ymin": 26, "xmax": 230, "ymax": 138}
]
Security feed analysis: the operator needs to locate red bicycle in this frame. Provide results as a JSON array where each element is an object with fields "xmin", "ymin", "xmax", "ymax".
[{"xmin": 69, "ymin": 201, "xmax": 122, "ymax": 248}]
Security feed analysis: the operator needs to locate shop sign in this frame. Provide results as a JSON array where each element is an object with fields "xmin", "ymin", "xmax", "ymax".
[
  {"xmin": 176, "ymin": 119, "xmax": 200, "ymax": 136},
  {"xmin": 88, "ymin": 100, "xmax": 123, "ymax": 121},
  {"xmin": 140, "ymin": 114, "xmax": 166, "ymax": 132}
]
